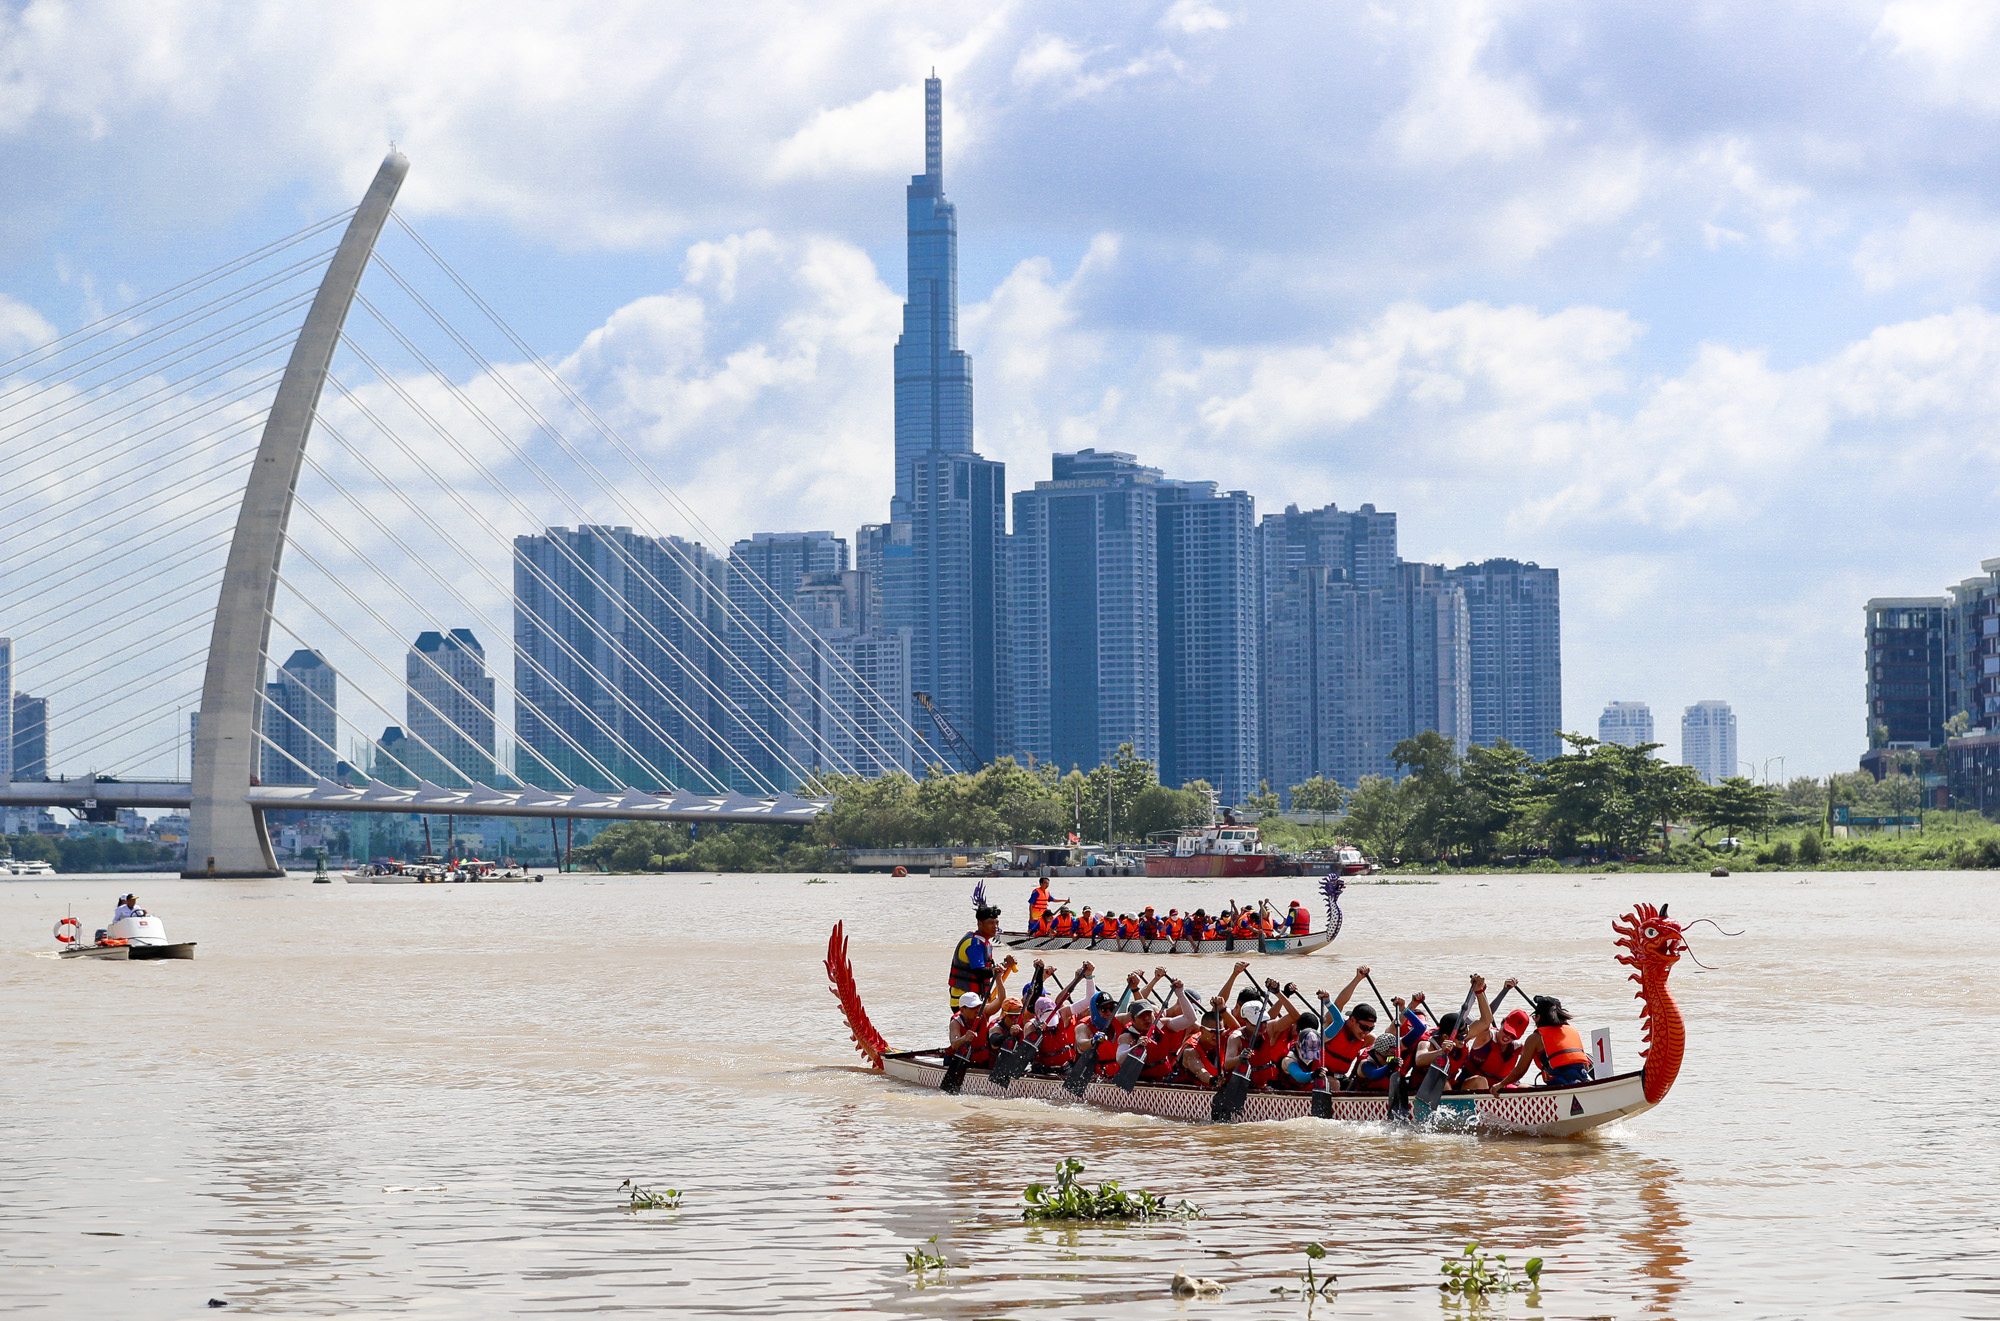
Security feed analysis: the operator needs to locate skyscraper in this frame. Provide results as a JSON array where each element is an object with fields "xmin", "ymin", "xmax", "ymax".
[
  {"xmin": 1444, "ymin": 559, "xmax": 1562, "ymax": 761},
  {"xmin": 1158, "ymin": 480, "xmax": 1258, "ymax": 804},
  {"xmin": 883, "ymin": 76, "xmax": 1006, "ymax": 762},
  {"xmin": 892, "ymin": 75, "xmax": 973, "ymax": 519},
  {"xmin": 725, "ymin": 531, "xmax": 849, "ymax": 784},
  {"xmin": 1009, "ymin": 450, "xmax": 1162, "ymax": 772},
  {"xmin": 513, "ymin": 526, "xmax": 726, "ymax": 792},
  {"xmin": 0, "ymin": 636, "xmax": 11, "ymax": 782},
  {"xmin": 1681, "ymin": 700, "xmax": 1737, "ymax": 785},
  {"xmin": 12, "ymin": 692, "xmax": 47, "ymax": 780},
  {"xmin": 1256, "ymin": 504, "xmax": 1403, "ymax": 788},
  {"xmin": 260, "ymin": 648, "xmax": 336, "ymax": 785},
  {"xmin": 406, "ymin": 629, "xmax": 497, "ymax": 787},
  {"xmin": 1261, "ymin": 564, "xmax": 1378, "ymax": 798},
  {"xmin": 1598, "ymin": 700, "xmax": 1656, "ymax": 749},
  {"xmin": 785, "ymin": 570, "xmax": 913, "ymax": 777},
  {"xmin": 1396, "ymin": 561, "xmax": 1472, "ymax": 758}
]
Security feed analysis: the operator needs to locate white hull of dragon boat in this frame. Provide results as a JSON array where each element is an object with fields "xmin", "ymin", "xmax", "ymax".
[{"xmin": 878, "ymin": 1050, "xmax": 1655, "ymax": 1138}]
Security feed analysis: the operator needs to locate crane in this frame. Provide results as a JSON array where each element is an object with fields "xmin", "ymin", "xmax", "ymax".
[{"xmin": 912, "ymin": 692, "xmax": 981, "ymax": 775}]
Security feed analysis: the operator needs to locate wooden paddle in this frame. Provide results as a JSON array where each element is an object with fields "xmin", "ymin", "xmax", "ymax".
[
  {"xmin": 993, "ymin": 969, "xmax": 1086, "ymax": 1088},
  {"xmin": 1210, "ymin": 977, "xmax": 1274, "ymax": 1122},
  {"xmin": 1412, "ymin": 983, "xmax": 1480, "ymax": 1114}
]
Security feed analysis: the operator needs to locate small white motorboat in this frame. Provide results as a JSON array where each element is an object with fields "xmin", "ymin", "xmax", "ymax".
[{"xmin": 54, "ymin": 911, "xmax": 197, "ymax": 960}]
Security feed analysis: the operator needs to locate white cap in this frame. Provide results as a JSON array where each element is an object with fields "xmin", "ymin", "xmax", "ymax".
[{"xmin": 1240, "ymin": 1001, "xmax": 1267, "ymax": 1025}]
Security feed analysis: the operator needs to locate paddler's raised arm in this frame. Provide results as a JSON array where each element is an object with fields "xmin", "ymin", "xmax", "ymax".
[{"xmin": 1332, "ymin": 965, "xmax": 1370, "ymax": 1011}]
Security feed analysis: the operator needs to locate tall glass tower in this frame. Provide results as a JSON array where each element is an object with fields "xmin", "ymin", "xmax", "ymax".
[
  {"xmin": 892, "ymin": 75, "xmax": 974, "ymax": 520},
  {"xmin": 883, "ymin": 76, "xmax": 1004, "ymax": 763}
]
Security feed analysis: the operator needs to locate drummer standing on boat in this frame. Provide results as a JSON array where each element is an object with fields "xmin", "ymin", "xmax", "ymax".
[{"xmin": 949, "ymin": 904, "xmax": 1016, "ymax": 1010}]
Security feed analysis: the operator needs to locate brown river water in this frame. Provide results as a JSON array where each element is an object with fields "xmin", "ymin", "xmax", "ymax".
[{"xmin": 2, "ymin": 870, "xmax": 1993, "ymax": 1319}]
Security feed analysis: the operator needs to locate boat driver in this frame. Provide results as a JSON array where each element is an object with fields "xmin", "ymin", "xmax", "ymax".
[{"xmin": 113, "ymin": 894, "xmax": 140, "ymax": 922}]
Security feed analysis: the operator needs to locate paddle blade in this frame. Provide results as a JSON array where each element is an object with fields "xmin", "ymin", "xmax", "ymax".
[
  {"xmin": 939, "ymin": 1055, "xmax": 970, "ymax": 1095},
  {"xmin": 1062, "ymin": 1053, "xmax": 1095, "ymax": 1098},
  {"xmin": 1414, "ymin": 1063, "xmax": 1449, "ymax": 1112},
  {"xmin": 1211, "ymin": 1071, "xmax": 1251, "ymax": 1122},
  {"xmin": 1113, "ymin": 1052, "xmax": 1146, "ymax": 1093},
  {"xmin": 1310, "ymin": 1087, "xmax": 1334, "ymax": 1120},
  {"xmin": 1385, "ymin": 1070, "xmax": 1412, "ymax": 1122}
]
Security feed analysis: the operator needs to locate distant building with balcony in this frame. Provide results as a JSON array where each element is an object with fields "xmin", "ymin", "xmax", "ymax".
[
  {"xmin": 1865, "ymin": 597, "xmax": 1948, "ymax": 750},
  {"xmin": 1680, "ymin": 700, "xmax": 1737, "ymax": 786},
  {"xmin": 1598, "ymin": 700, "xmax": 1655, "ymax": 749}
]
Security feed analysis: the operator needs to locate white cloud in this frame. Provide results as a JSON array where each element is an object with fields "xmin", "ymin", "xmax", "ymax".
[
  {"xmin": 1853, "ymin": 209, "xmax": 2000, "ymax": 294},
  {"xmin": 1877, "ymin": 0, "xmax": 2000, "ymax": 112},
  {"xmin": 0, "ymin": 294, "xmax": 55, "ymax": 352}
]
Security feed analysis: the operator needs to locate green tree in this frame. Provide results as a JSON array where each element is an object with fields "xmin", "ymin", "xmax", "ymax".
[
  {"xmin": 1245, "ymin": 779, "xmax": 1283, "ymax": 816},
  {"xmin": 1697, "ymin": 777, "xmax": 1779, "ymax": 844},
  {"xmin": 1946, "ymin": 710, "xmax": 1973, "ymax": 739},
  {"xmin": 1457, "ymin": 740, "xmax": 1533, "ymax": 859},
  {"xmin": 1287, "ymin": 775, "xmax": 1346, "ymax": 821},
  {"xmin": 1344, "ymin": 774, "xmax": 1418, "ymax": 861},
  {"xmin": 1392, "ymin": 730, "xmax": 1465, "ymax": 860}
]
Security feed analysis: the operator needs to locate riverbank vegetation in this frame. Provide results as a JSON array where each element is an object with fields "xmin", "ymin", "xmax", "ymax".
[
  {"xmin": 1, "ymin": 833, "xmax": 177, "ymax": 873},
  {"xmin": 543, "ymin": 732, "xmax": 2000, "ymax": 874}
]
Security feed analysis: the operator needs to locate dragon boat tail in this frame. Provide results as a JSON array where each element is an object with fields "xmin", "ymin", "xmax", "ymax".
[{"xmin": 824, "ymin": 901, "xmax": 1691, "ymax": 1138}]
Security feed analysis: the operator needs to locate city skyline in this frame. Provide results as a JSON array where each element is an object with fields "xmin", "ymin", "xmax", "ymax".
[{"xmin": 16, "ymin": 9, "xmax": 2000, "ymax": 779}]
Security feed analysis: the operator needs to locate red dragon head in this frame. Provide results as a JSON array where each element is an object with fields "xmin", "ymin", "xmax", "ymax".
[
  {"xmin": 1612, "ymin": 902, "xmax": 1690, "ymax": 1104},
  {"xmin": 1612, "ymin": 902, "xmax": 1685, "ymax": 976}
]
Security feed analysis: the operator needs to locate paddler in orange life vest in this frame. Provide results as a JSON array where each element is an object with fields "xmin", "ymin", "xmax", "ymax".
[
  {"xmin": 1503, "ymin": 994, "xmax": 1594, "ymax": 1087},
  {"xmin": 1310, "ymin": 966, "xmax": 1380, "ymax": 1085},
  {"xmin": 949, "ymin": 904, "xmax": 1017, "ymax": 1010},
  {"xmin": 1027, "ymin": 878, "xmax": 1069, "ymax": 934},
  {"xmin": 1435, "ymin": 974, "xmax": 1528, "ymax": 1092}
]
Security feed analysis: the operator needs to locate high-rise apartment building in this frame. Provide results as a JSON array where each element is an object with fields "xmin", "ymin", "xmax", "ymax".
[
  {"xmin": 725, "ymin": 531, "xmax": 849, "ymax": 785},
  {"xmin": 785, "ymin": 570, "xmax": 913, "ymax": 777},
  {"xmin": 513, "ymin": 525, "xmax": 727, "ymax": 792},
  {"xmin": 1444, "ymin": 559, "xmax": 1562, "ymax": 761},
  {"xmin": 12, "ymin": 693, "xmax": 47, "ymax": 780},
  {"xmin": 881, "ymin": 77, "xmax": 1007, "ymax": 762},
  {"xmin": 1254, "ymin": 506, "xmax": 1473, "ymax": 799},
  {"xmin": 1158, "ymin": 480, "xmax": 1258, "ymax": 804},
  {"xmin": 1261, "ymin": 564, "xmax": 1380, "ymax": 798},
  {"xmin": 406, "ymin": 629, "xmax": 497, "ymax": 787},
  {"xmin": 260, "ymin": 648, "xmax": 336, "ymax": 785},
  {"xmin": 0, "ymin": 636, "xmax": 11, "ymax": 781},
  {"xmin": 1397, "ymin": 561, "xmax": 1472, "ymax": 757},
  {"xmin": 1680, "ymin": 700, "xmax": 1737, "ymax": 786},
  {"xmin": 1863, "ymin": 597, "xmax": 1948, "ymax": 749},
  {"xmin": 1943, "ymin": 563, "xmax": 2000, "ymax": 733},
  {"xmin": 1598, "ymin": 700, "xmax": 1656, "ymax": 749},
  {"xmin": 1009, "ymin": 450, "xmax": 1162, "ymax": 773}
]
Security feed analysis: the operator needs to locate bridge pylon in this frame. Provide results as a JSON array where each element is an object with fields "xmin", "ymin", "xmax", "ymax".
[{"xmin": 183, "ymin": 152, "xmax": 409, "ymax": 877}]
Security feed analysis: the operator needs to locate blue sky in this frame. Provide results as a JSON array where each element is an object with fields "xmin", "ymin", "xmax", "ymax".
[{"xmin": 8, "ymin": 0, "xmax": 2000, "ymax": 779}]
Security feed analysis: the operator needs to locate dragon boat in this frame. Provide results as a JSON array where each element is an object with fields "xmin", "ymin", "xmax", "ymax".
[
  {"xmin": 825, "ymin": 902, "xmax": 1690, "ymax": 1138},
  {"xmin": 995, "ymin": 877, "xmax": 1345, "ymax": 957}
]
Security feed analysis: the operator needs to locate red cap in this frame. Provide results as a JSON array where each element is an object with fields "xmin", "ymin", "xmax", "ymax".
[{"xmin": 1501, "ymin": 1009, "xmax": 1532, "ymax": 1038}]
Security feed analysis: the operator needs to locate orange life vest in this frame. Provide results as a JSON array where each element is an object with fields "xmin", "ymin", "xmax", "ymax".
[
  {"xmin": 1098, "ymin": 916, "xmax": 1118, "ymax": 938},
  {"xmin": 1120, "ymin": 917, "xmax": 1139, "ymax": 939},
  {"xmin": 1053, "ymin": 913, "xmax": 1075, "ymax": 936},
  {"xmin": 1539, "ymin": 1023, "xmax": 1588, "ymax": 1071}
]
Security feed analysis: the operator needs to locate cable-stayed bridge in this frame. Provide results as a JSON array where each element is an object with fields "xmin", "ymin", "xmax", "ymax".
[{"xmin": 1, "ymin": 153, "xmax": 945, "ymax": 874}]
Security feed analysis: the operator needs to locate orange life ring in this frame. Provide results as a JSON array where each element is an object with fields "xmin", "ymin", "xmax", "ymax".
[
  {"xmin": 891, "ymin": 866, "xmax": 908, "ymax": 877},
  {"xmin": 53, "ymin": 916, "xmax": 80, "ymax": 944}
]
